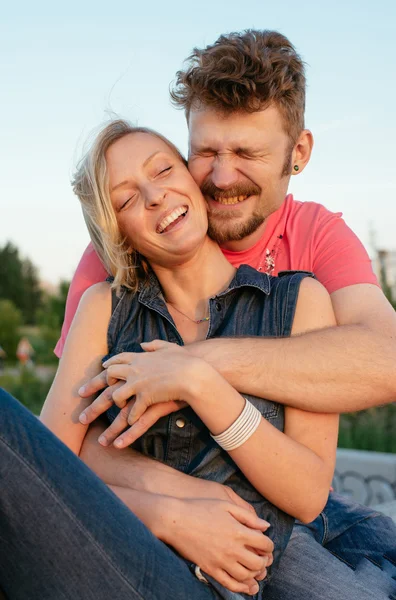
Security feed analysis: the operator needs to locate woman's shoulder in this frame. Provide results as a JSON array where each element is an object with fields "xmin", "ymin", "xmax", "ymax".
[
  {"xmin": 79, "ymin": 281, "xmax": 112, "ymax": 309},
  {"xmin": 291, "ymin": 276, "xmax": 336, "ymax": 335},
  {"xmin": 67, "ymin": 281, "xmax": 112, "ymax": 327}
]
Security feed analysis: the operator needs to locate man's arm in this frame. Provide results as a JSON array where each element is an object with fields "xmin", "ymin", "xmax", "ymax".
[{"xmin": 188, "ymin": 283, "xmax": 396, "ymax": 413}]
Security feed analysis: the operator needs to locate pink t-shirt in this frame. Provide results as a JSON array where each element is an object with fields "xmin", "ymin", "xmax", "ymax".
[{"xmin": 54, "ymin": 194, "xmax": 379, "ymax": 357}]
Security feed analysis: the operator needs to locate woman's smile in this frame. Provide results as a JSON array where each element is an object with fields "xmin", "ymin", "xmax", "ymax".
[{"xmin": 156, "ymin": 205, "xmax": 189, "ymax": 234}]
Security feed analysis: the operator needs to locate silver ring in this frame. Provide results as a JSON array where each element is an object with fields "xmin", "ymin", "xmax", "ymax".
[{"xmin": 194, "ymin": 565, "xmax": 209, "ymax": 584}]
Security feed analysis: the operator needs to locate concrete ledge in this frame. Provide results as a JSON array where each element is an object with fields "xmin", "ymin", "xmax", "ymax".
[{"xmin": 333, "ymin": 448, "xmax": 396, "ymax": 507}]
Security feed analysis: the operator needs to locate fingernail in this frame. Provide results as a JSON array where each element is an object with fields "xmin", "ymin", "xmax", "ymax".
[
  {"xmin": 261, "ymin": 520, "xmax": 270, "ymax": 527},
  {"xmin": 79, "ymin": 413, "xmax": 87, "ymax": 424},
  {"xmin": 102, "ymin": 361, "xmax": 108, "ymax": 368},
  {"xmin": 114, "ymin": 439, "xmax": 124, "ymax": 448},
  {"xmin": 78, "ymin": 386, "xmax": 85, "ymax": 395},
  {"xmin": 98, "ymin": 435, "xmax": 108, "ymax": 446},
  {"xmin": 249, "ymin": 583, "xmax": 259, "ymax": 594}
]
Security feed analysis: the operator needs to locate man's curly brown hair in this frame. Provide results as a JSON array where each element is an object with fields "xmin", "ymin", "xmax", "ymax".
[{"xmin": 170, "ymin": 30, "xmax": 306, "ymax": 143}]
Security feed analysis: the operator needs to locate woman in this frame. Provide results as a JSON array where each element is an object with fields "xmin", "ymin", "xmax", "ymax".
[{"xmin": 0, "ymin": 120, "xmax": 338, "ymax": 600}]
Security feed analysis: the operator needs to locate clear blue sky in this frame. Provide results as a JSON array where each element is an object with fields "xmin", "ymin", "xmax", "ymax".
[{"xmin": 1, "ymin": 0, "xmax": 395, "ymax": 283}]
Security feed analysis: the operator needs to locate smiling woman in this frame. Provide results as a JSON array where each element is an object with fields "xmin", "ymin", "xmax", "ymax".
[
  {"xmin": 73, "ymin": 122, "xmax": 191, "ymax": 293},
  {"xmin": 104, "ymin": 130, "xmax": 208, "ymax": 276}
]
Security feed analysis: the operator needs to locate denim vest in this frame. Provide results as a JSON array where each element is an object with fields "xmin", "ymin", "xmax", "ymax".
[{"xmin": 104, "ymin": 265, "xmax": 313, "ymax": 598}]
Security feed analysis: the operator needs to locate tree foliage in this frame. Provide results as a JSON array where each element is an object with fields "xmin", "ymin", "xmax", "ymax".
[
  {"xmin": 0, "ymin": 241, "xmax": 70, "ymax": 362},
  {"xmin": 33, "ymin": 280, "xmax": 69, "ymax": 363},
  {"xmin": 0, "ymin": 299, "xmax": 23, "ymax": 358},
  {"xmin": 0, "ymin": 242, "xmax": 42, "ymax": 324}
]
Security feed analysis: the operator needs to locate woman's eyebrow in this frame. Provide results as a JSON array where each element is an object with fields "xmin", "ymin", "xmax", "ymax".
[
  {"xmin": 111, "ymin": 151, "xmax": 163, "ymax": 192},
  {"xmin": 142, "ymin": 150, "xmax": 161, "ymax": 168}
]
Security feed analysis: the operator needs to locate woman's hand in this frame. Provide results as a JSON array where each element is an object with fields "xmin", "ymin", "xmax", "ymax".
[
  {"xmin": 96, "ymin": 398, "xmax": 187, "ymax": 447},
  {"xmin": 160, "ymin": 497, "xmax": 273, "ymax": 596},
  {"xmin": 79, "ymin": 341, "xmax": 206, "ymax": 437}
]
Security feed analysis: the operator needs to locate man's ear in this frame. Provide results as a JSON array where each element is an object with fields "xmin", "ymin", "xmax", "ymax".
[{"xmin": 291, "ymin": 130, "xmax": 314, "ymax": 175}]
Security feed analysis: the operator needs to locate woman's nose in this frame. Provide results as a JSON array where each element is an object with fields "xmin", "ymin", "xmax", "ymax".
[{"xmin": 144, "ymin": 185, "xmax": 166, "ymax": 208}]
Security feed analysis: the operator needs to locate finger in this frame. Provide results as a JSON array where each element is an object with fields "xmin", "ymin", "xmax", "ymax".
[
  {"xmin": 225, "ymin": 561, "xmax": 262, "ymax": 585},
  {"xmin": 111, "ymin": 383, "xmax": 136, "ymax": 409},
  {"xmin": 246, "ymin": 544, "xmax": 273, "ymax": 561},
  {"xmin": 127, "ymin": 399, "xmax": 184, "ymax": 428},
  {"xmin": 102, "ymin": 352, "xmax": 136, "ymax": 367},
  {"xmin": 78, "ymin": 371, "xmax": 108, "ymax": 397},
  {"xmin": 140, "ymin": 339, "xmax": 173, "ymax": 352},
  {"xmin": 244, "ymin": 528, "xmax": 274, "ymax": 555},
  {"xmin": 106, "ymin": 364, "xmax": 135, "ymax": 381},
  {"xmin": 98, "ymin": 404, "xmax": 132, "ymax": 446},
  {"xmin": 256, "ymin": 568, "xmax": 268, "ymax": 581},
  {"xmin": 228, "ymin": 504, "xmax": 270, "ymax": 532},
  {"xmin": 127, "ymin": 395, "xmax": 150, "ymax": 425},
  {"xmin": 111, "ymin": 402, "xmax": 179, "ymax": 447},
  {"xmin": 238, "ymin": 550, "xmax": 267, "ymax": 573},
  {"xmin": 211, "ymin": 569, "xmax": 252, "ymax": 595},
  {"xmin": 224, "ymin": 487, "xmax": 256, "ymax": 513},
  {"xmin": 266, "ymin": 553, "xmax": 274, "ymax": 567},
  {"xmin": 79, "ymin": 382, "xmax": 124, "ymax": 425}
]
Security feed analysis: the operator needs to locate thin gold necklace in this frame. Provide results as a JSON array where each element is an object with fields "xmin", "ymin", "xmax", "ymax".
[{"xmin": 167, "ymin": 301, "xmax": 209, "ymax": 324}]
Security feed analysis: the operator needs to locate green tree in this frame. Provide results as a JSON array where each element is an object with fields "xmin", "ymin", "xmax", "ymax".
[
  {"xmin": 0, "ymin": 242, "xmax": 42, "ymax": 324},
  {"xmin": 21, "ymin": 258, "xmax": 42, "ymax": 324},
  {"xmin": 0, "ymin": 242, "xmax": 24, "ymax": 307},
  {"xmin": 0, "ymin": 299, "xmax": 23, "ymax": 359},
  {"xmin": 37, "ymin": 280, "xmax": 70, "ymax": 330},
  {"xmin": 34, "ymin": 280, "xmax": 70, "ymax": 363}
]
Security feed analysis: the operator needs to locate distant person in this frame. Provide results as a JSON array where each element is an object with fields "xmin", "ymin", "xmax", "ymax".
[{"xmin": 16, "ymin": 337, "xmax": 34, "ymax": 367}]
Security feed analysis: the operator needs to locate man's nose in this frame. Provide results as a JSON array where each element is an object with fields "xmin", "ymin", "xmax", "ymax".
[{"xmin": 210, "ymin": 156, "xmax": 239, "ymax": 189}]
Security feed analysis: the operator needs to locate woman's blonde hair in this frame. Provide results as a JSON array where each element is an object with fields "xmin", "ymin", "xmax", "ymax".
[{"xmin": 72, "ymin": 119, "xmax": 186, "ymax": 293}]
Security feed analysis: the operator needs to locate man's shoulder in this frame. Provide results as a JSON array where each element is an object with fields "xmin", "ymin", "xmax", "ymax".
[
  {"xmin": 285, "ymin": 195, "xmax": 342, "ymax": 225},
  {"xmin": 281, "ymin": 196, "xmax": 344, "ymax": 242}
]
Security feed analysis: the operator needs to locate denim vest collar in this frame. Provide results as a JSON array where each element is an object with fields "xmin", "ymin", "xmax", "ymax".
[{"xmin": 137, "ymin": 264, "xmax": 271, "ymax": 309}]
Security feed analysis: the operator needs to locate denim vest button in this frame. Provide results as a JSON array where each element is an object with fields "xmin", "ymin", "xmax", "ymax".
[{"xmin": 176, "ymin": 418, "xmax": 186, "ymax": 428}]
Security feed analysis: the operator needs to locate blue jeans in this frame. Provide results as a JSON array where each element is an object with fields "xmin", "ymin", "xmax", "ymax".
[
  {"xmin": 265, "ymin": 495, "xmax": 396, "ymax": 599},
  {"xmin": 0, "ymin": 390, "xmax": 220, "ymax": 600},
  {"xmin": 1, "ymin": 389, "xmax": 396, "ymax": 600}
]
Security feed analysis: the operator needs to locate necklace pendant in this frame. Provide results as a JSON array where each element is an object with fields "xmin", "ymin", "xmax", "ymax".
[{"xmin": 195, "ymin": 316, "xmax": 210, "ymax": 324}]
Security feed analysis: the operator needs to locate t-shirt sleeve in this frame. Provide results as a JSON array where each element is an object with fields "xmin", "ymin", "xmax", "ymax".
[
  {"xmin": 312, "ymin": 209, "xmax": 379, "ymax": 294},
  {"xmin": 54, "ymin": 243, "xmax": 108, "ymax": 358}
]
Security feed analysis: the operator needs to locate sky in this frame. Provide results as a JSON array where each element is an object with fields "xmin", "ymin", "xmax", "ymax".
[{"xmin": 1, "ymin": 0, "xmax": 395, "ymax": 284}]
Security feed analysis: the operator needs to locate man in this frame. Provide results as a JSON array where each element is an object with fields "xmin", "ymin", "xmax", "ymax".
[{"xmin": 58, "ymin": 30, "xmax": 396, "ymax": 598}]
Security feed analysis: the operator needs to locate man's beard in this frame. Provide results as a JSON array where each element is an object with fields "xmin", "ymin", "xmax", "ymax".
[
  {"xmin": 207, "ymin": 207, "xmax": 267, "ymax": 244},
  {"xmin": 200, "ymin": 179, "xmax": 266, "ymax": 244},
  {"xmin": 201, "ymin": 148, "xmax": 292, "ymax": 244}
]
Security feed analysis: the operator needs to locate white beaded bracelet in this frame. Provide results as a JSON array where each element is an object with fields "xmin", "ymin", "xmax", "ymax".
[{"xmin": 211, "ymin": 397, "xmax": 262, "ymax": 451}]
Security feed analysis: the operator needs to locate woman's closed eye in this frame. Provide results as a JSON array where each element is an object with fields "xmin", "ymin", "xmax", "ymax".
[
  {"xmin": 156, "ymin": 166, "xmax": 172, "ymax": 177},
  {"xmin": 119, "ymin": 194, "xmax": 137, "ymax": 211}
]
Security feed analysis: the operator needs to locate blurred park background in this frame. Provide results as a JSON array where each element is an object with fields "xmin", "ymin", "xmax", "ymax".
[{"xmin": 1, "ymin": 0, "xmax": 395, "ymax": 452}]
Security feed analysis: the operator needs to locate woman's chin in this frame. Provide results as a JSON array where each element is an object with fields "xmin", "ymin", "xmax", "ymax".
[{"xmin": 149, "ymin": 236, "xmax": 209, "ymax": 268}]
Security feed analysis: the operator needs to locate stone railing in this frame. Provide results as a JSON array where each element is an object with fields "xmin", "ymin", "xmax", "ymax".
[{"xmin": 333, "ymin": 448, "xmax": 396, "ymax": 507}]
